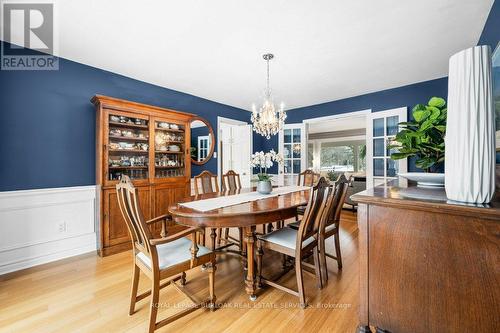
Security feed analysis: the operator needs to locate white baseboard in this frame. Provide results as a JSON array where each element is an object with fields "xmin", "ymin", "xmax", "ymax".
[{"xmin": 0, "ymin": 185, "xmax": 97, "ymax": 275}]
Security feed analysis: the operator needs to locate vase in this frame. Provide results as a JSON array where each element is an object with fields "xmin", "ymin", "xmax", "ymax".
[
  {"xmin": 445, "ymin": 45, "xmax": 496, "ymax": 203},
  {"xmin": 257, "ymin": 180, "xmax": 272, "ymax": 194}
]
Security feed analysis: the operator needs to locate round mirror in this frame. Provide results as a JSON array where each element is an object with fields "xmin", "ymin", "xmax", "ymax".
[{"xmin": 190, "ymin": 117, "xmax": 214, "ymax": 165}]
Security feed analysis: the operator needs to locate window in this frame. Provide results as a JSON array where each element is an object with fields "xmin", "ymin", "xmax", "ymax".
[
  {"xmin": 198, "ymin": 136, "xmax": 210, "ymax": 162},
  {"xmin": 314, "ymin": 140, "xmax": 366, "ymax": 173}
]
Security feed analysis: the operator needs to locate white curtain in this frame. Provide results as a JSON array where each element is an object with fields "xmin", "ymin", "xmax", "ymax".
[{"xmin": 445, "ymin": 45, "xmax": 496, "ymax": 203}]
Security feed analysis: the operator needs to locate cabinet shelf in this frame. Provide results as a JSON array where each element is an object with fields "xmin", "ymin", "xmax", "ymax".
[
  {"xmin": 155, "ymin": 127, "xmax": 184, "ymax": 133},
  {"xmin": 109, "ymin": 149, "xmax": 148, "ymax": 154},
  {"xmin": 109, "ymin": 166, "xmax": 148, "ymax": 169},
  {"xmin": 155, "ymin": 151, "xmax": 183, "ymax": 154},
  {"xmin": 109, "ymin": 135, "xmax": 148, "ymax": 142},
  {"xmin": 155, "ymin": 165, "xmax": 184, "ymax": 169},
  {"xmin": 109, "ymin": 121, "xmax": 148, "ymax": 129}
]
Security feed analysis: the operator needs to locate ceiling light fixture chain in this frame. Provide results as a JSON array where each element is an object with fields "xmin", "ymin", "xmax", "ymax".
[{"xmin": 251, "ymin": 53, "xmax": 286, "ymax": 139}]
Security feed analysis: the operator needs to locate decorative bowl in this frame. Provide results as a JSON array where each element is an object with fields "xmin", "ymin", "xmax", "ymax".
[{"xmin": 398, "ymin": 172, "xmax": 445, "ymax": 188}]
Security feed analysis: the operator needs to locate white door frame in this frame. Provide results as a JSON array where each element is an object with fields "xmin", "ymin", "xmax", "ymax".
[
  {"xmin": 303, "ymin": 109, "xmax": 372, "ymax": 125},
  {"xmin": 216, "ymin": 116, "xmax": 252, "ymax": 184},
  {"xmin": 366, "ymin": 107, "xmax": 408, "ymax": 188},
  {"xmin": 302, "ymin": 109, "xmax": 371, "ymax": 174}
]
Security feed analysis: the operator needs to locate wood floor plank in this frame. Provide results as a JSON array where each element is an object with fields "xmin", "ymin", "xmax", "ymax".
[{"xmin": 0, "ymin": 211, "xmax": 359, "ymax": 333}]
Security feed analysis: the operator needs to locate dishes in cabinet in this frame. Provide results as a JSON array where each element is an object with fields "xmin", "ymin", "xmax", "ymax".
[
  {"xmin": 118, "ymin": 142, "xmax": 135, "ymax": 150},
  {"xmin": 110, "ymin": 115, "xmax": 120, "ymax": 122},
  {"xmin": 121, "ymin": 130, "xmax": 134, "ymax": 137},
  {"xmin": 156, "ymin": 155, "xmax": 181, "ymax": 167},
  {"xmin": 137, "ymin": 143, "xmax": 149, "ymax": 151},
  {"xmin": 109, "ymin": 128, "xmax": 121, "ymax": 136},
  {"xmin": 109, "ymin": 156, "xmax": 148, "ymax": 167},
  {"xmin": 158, "ymin": 122, "xmax": 170, "ymax": 129},
  {"xmin": 109, "ymin": 142, "xmax": 120, "ymax": 150},
  {"xmin": 170, "ymin": 124, "xmax": 179, "ymax": 130},
  {"xmin": 109, "ymin": 128, "xmax": 148, "ymax": 140},
  {"xmin": 168, "ymin": 145, "xmax": 180, "ymax": 152}
]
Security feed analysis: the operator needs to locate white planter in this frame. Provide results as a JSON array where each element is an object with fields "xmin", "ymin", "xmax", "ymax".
[
  {"xmin": 398, "ymin": 172, "xmax": 444, "ymax": 188},
  {"xmin": 445, "ymin": 45, "xmax": 496, "ymax": 203}
]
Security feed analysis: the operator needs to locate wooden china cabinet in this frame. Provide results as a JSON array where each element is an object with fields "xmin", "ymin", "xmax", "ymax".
[{"xmin": 92, "ymin": 95, "xmax": 194, "ymax": 256}]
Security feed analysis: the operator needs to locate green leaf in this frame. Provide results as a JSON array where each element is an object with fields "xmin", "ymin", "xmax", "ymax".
[
  {"xmin": 412, "ymin": 104, "xmax": 426, "ymax": 113},
  {"xmin": 413, "ymin": 109, "xmax": 431, "ymax": 122},
  {"xmin": 426, "ymin": 106, "xmax": 441, "ymax": 120},
  {"xmin": 428, "ymin": 97, "xmax": 446, "ymax": 108},
  {"xmin": 398, "ymin": 121, "xmax": 419, "ymax": 127},
  {"xmin": 415, "ymin": 157, "xmax": 436, "ymax": 170},
  {"xmin": 390, "ymin": 153, "xmax": 414, "ymax": 160},
  {"xmin": 420, "ymin": 119, "xmax": 434, "ymax": 131},
  {"xmin": 435, "ymin": 125, "xmax": 446, "ymax": 132}
]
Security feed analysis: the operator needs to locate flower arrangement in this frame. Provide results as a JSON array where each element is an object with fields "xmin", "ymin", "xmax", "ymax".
[{"xmin": 250, "ymin": 150, "xmax": 284, "ymax": 181}]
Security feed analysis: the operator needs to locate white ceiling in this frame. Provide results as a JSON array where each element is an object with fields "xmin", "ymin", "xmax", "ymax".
[
  {"xmin": 308, "ymin": 116, "xmax": 366, "ymax": 134},
  {"xmin": 6, "ymin": 0, "xmax": 494, "ymax": 110}
]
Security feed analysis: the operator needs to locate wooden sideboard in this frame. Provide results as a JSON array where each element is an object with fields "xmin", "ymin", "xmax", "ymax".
[
  {"xmin": 92, "ymin": 95, "xmax": 194, "ymax": 256},
  {"xmin": 351, "ymin": 181, "xmax": 500, "ymax": 333}
]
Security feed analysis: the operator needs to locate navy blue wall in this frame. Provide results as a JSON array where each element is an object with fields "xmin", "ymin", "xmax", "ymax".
[
  {"xmin": 0, "ymin": 41, "xmax": 250, "ymax": 191},
  {"xmin": 479, "ymin": 0, "xmax": 500, "ymax": 51}
]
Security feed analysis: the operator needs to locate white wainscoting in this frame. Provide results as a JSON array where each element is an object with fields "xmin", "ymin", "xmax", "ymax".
[{"xmin": 0, "ymin": 185, "xmax": 97, "ymax": 275}]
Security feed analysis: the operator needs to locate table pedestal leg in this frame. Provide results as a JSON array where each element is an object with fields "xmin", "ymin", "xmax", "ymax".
[
  {"xmin": 241, "ymin": 227, "xmax": 248, "ymax": 270},
  {"xmin": 244, "ymin": 226, "xmax": 257, "ymax": 301}
]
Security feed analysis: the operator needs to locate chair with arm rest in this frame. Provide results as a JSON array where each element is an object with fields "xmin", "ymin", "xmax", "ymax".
[
  {"xmin": 116, "ymin": 176, "xmax": 216, "ymax": 333},
  {"xmin": 256, "ymin": 177, "xmax": 330, "ymax": 307}
]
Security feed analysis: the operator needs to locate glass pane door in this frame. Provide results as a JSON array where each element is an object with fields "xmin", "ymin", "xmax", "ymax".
[
  {"xmin": 279, "ymin": 124, "xmax": 306, "ymax": 186},
  {"xmin": 367, "ymin": 108, "xmax": 407, "ymax": 188}
]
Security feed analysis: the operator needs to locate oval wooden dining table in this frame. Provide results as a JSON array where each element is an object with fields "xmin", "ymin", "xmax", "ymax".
[{"xmin": 168, "ymin": 188, "xmax": 310, "ymax": 300}]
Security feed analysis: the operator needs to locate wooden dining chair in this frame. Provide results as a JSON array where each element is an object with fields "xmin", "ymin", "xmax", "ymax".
[
  {"xmin": 116, "ymin": 176, "xmax": 217, "ymax": 333},
  {"xmin": 289, "ymin": 174, "xmax": 351, "ymax": 282},
  {"xmin": 220, "ymin": 170, "xmax": 245, "ymax": 251},
  {"xmin": 256, "ymin": 177, "xmax": 330, "ymax": 307},
  {"xmin": 319, "ymin": 174, "xmax": 351, "ymax": 280},
  {"xmin": 297, "ymin": 169, "xmax": 321, "ymax": 187},
  {"xmin": 296, "ymin": 169, "xmax": 321, "ymax": 218},
  {"xmin": 193, "ymin": 171, "xmax": 230, "ymax": 250}
]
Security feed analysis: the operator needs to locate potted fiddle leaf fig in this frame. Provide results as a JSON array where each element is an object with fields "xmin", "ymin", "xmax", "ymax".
[{"xmin": 389, "ymin": 97, "xmax": 447, "ymax": 187}]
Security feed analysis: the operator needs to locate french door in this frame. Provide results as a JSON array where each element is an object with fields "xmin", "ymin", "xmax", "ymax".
[
  {"xmin": 219, "ymin": 121, "xmax": 252, "ymax": 187},
  {"xmin": 366, "ymin": 107, "xmax": 407, "ymax": 188},
  {"xmin": 278, "ymin": 123, "xmax": 307, "ymax": 186}
]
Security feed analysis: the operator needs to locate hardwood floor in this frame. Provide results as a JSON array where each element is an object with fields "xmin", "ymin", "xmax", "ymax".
[{"xmin": 0, "ymin": 211, "xmax": 359, "ymax": 333}]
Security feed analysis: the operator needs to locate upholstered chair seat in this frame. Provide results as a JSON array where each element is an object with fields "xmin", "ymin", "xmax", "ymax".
[
  {"xmin": 137, "ymin": 237, "xmax": 212, "ymax": 270},
  {"xmin": 257, "ymin": 226, "xmax": 314, "ymax": 250}
]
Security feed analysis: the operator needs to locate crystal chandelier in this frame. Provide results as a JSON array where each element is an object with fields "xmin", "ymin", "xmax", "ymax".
[{"xmin": 251, "ymin": 53, "xmax": 286, "ymax": 139}]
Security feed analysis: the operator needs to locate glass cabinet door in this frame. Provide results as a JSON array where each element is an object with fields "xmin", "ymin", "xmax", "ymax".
[
  {"xmin": 154, "ymin": 119, "xmax": 185, "ymax": 179},
  {"xmin": 107, "ymin": 113, "xmax": 149, "ymax": 182}
]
